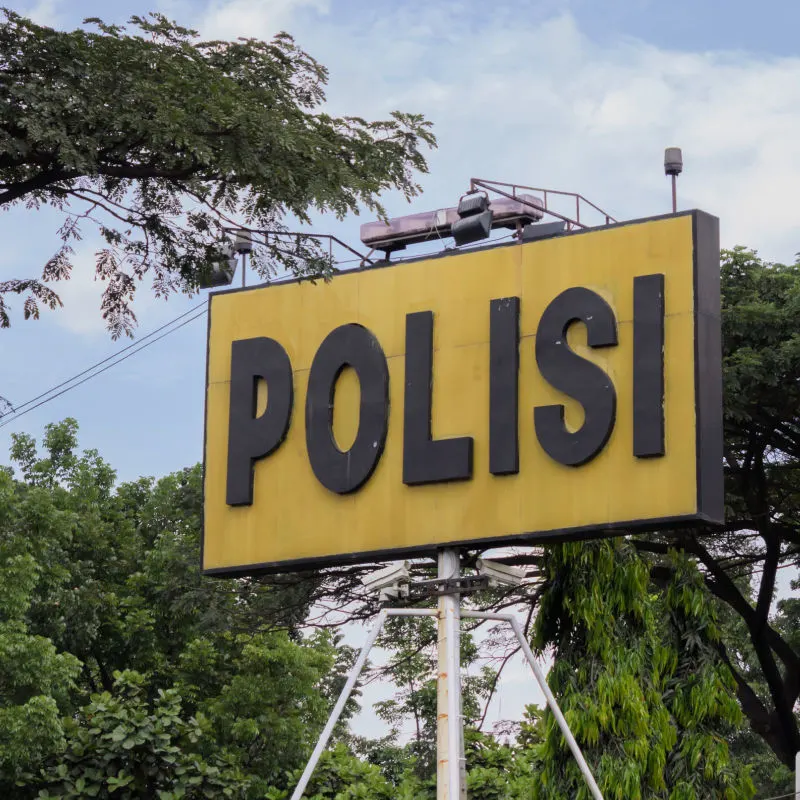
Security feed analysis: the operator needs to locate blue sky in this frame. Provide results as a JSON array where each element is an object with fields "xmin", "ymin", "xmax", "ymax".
[{"xmin": 2, "ymin": 0, "xmax": 800, "ymax": 735}]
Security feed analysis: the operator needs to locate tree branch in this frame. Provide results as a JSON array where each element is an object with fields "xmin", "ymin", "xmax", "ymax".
[{"xmin": 0, "ymin": 167, "xmax": 79, "ymax": 205}]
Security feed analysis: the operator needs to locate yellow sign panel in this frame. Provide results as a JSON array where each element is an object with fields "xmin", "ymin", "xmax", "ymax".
[{"xmin": 203, "ymin": 211, "xmax": 722, "ymax": 575}]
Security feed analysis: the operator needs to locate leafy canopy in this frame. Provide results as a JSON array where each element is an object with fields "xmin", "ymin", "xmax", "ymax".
[
  {"xmin": 531, "ymin": 539, "xmax": 754, "ymax": 800},
  {"xmin": 0, "ymin": 10, "xmax": 435, "ymax": 335},
  {"xmin": 0, "ymin": 420, "xmax": 345, "ymax": 798}
]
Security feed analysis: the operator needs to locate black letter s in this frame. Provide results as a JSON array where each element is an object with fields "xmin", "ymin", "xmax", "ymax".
[{"xmin": 534, "ymin": 288, "xmax": 617, "ymax": 466}]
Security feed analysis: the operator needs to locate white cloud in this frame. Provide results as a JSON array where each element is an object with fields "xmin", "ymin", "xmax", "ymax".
[
  {"xmin": 200, "ymin": 0, "xmax": 329, "ymax": 41},
  {"xmin": 21, "ymin": 0, "xmax": 61, "ymax": 26}
]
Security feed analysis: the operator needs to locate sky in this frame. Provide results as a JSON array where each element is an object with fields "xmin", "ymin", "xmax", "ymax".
[{"xmin": 2, "ymin": 0, "xmax": 800, "ymax": 738}]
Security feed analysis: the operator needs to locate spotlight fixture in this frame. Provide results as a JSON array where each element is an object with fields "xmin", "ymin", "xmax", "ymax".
[
  {"xmin": 451, "ymin": 192, "xmax": 493, "ymax": 247},
  {"xmin": 198, "ymin": 242, "xmax": 237, "ymax": 289},
  {"xmin": 520, "ymin": 220, "xmax": 567, "ymax": 242}
]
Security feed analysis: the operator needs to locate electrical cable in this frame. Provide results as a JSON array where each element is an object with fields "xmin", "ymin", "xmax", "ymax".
[
  {"xmin": 1, "ymin": 302, "xmax": 207, "ymax": 420},
  {"xmin": 0, "ymin": 306, "xmax": 207, "ymax": 430}
]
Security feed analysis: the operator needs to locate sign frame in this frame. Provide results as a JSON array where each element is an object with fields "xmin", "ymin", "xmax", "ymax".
[{"xmin": 201, "ymin": 210, "xmax": 723, "ymax": 576}]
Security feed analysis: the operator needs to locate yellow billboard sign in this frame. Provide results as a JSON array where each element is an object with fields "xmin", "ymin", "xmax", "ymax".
[{"xmin": 203, "ymin": 211, "xmax": 722, "ymax": 575}]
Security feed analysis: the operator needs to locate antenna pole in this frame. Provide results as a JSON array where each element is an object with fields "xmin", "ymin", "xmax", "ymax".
[
  {"xmin": 671, "ymin": 174, "xmax": 677, "ymax": 214},
  {"xmin": 664, "ymin": 147, "xmax": 683, "ymax": 214}
]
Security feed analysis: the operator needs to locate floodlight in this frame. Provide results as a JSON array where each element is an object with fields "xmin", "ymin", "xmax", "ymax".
[
  {"xmin": 450, "ymin": 191, "xmax": 492, "ymax": 246},
  {"xmin": 520, "ymin": 220, "xmax": 567, "ymax": 242},
  {"xmin": 198, "ymin": 243, "xmax": 237, "ymax": 289},
  {"xmin": 451, "ymin": 209, "xmax": 493, "ymax": 246},
  {"xmin": 457, "ymin": 192, "xmax": 490, "ymax": 217}
]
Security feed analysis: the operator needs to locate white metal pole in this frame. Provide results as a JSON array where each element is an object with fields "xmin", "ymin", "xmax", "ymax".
[
  {"xmin": 461, "ymin": 611, "xmax": 604, "ymax": 800},
  {"xmin": 290, "ymin": 610, "xmax": 388, "ymax": 800},
  {"xmin": 508, "ymin": 617, "xmax": 604, "ymax": 800},
  {"xmin": 795, "ymin": 750, "xmax": 799, "ymax": 798},
  {"xmin": 437, "ymin": 549, "xmax": 464, "ymax": 800}
]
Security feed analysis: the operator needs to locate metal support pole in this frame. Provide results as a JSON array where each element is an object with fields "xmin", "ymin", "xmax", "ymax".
[
  {"xmin": 241, "ymin": 252, "xmax": 246, "ymax": 288},
  {"xmin": 290, "ymin": 610, "xmax": 388, "ymax": 800},
  {"xmin": 462, "ymin": 611, "xmax": 604, "ymax": 800},
  {"xmin": 795, "ymin": 750, "xmax": 799, "ymax": 798},
  {"xmin": 437, "ymin": 549, "xmax": 465, "ymax": 800},
  {"xmin": 291, "ymin": 574, "xmax": 604, "ymax": 800},
  {"xmin": 289, "ymin": 607, "xmax": 437, "ymax": 799}
]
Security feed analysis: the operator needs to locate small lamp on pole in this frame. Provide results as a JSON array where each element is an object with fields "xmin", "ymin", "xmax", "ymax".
[
  {"xmin": 234, "ymin": 229, "xmax": 253, "ymax": 288},
  {"xmin": 664, "ymin": 147, "xmax": 683, "ymax": 213}
]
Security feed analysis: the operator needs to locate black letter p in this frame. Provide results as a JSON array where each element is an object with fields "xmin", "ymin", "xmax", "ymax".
[{"xmin": 226, "ymin": 337, "xmax": 293, "ymax": 506}]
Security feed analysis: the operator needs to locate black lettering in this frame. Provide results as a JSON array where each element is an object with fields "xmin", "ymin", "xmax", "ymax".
[
  {"xmin": 534, "ymin": 288, "xmax": 617, "ymax": 466},
  {"xmin": 489, "ymin": 297, "xmax": 520, "ymax": 475},
  {"xmin": 403, "ymin": 311, "xmax": 473, "ymax": 484},
  {"xmin": 226, "ymin": 337, "xmax": 293, "ymax": 506},
  {"xmin": 306, "ymin": 324, "xmax": 389, "ymax": 494},
  {"xmin": 633, "ymin": 274, "xmax": 665, "ymax": 457}
]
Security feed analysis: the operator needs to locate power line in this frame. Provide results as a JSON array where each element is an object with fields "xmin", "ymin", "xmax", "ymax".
[
  {"xmin": 0, "ymin": 306, "xmax": 207, "ymax": 431},
  {"xmin": 3, "ymin": 302, "xmax": 207, "ymax": 420}
]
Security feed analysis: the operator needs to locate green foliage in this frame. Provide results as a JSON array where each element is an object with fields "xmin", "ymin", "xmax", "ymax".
[
  {"xmin": 181, "ymin": 630, "xmax": 336, "ymax": 788},
  {"xmin": 702, "ymin": 246, "xmax": 800, "ymax": 769},
  {"xmin": 33, "ymin": 670, "xmax": 246, "ymax": 799},
  {"xmin": 531, "ymin": 539, "xmax": 755, "ymax": 800},
  {"xmin": 0, "ymin": 10, "xmax": 435, "ymax": 336},
  {"xmin": 0, "ymin": 421, "xmax": 346, "ymax": 797},
  {"xmin": 721, "ymin": 246, "xmax": 800, "ymax": 431},
  {"xmin": 0, "ymin": 470, "xmax": 81, "ymax": 782},
  {"xmin": 300, "ymin": 743, "xmax": 395, "ymax": 800},
  {"xmin": 3, "ymin": 420, "xmax": 774, "ymax": 797}
]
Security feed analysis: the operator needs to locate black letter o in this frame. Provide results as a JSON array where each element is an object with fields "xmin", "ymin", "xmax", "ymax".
[{"xmin": 306, "ymin": 324, "xmax": 389, "ymax": 494}]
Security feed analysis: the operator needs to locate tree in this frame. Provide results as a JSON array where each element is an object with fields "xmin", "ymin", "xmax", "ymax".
[
  {"xmin": 34, "ymin": 670, "xmax": 247, "ymax": 799},
  {"xmin": 0, "ymin": 420, "xmax": 352, "ymax": 797},
  {"xmin": 0, "ymin": 432, "xmax": 84, "ymax": 780},
  {"xmin": 3, "ymin": 417, "xmax": 792, "ymax": 797},
  {"xmin": 0, "ymin": 10, "xmax": 435, "ymax": 336},
  {"xmin": 529, "ymin": 539, "xmax": 754, "ymax": 800},
  {"xmin": 633, "ymin": 247, "xmax": 800, "ymax": 767},
  {"xmin": 0, "ymin": 545, "xmax": 81, "ymax": 783},
  {"xmin": 370, "ymin": 615, "xmax": 494, "ymax": 781}
]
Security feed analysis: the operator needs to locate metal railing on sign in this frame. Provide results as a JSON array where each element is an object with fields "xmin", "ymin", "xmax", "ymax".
[{"xmin": 469, "ymin": 177, "xmax": 617, "ymax": 231}]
